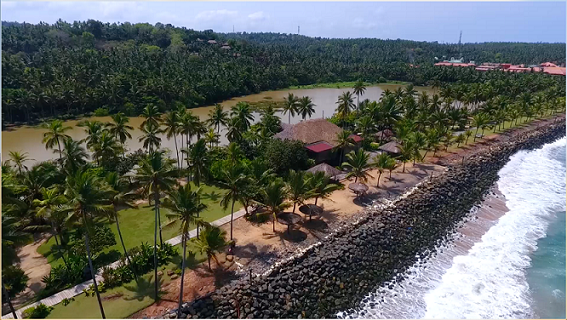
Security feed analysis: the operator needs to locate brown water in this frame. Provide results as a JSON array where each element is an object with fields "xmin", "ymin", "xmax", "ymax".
[{"xmin": 2, "ymin": 84, "xmax": 431, "ymax": 164}]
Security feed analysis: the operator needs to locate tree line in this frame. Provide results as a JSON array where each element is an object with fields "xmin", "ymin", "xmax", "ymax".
[{"xmin": 2, "ymin": 19, "xmax": 565, "ymax": 125}]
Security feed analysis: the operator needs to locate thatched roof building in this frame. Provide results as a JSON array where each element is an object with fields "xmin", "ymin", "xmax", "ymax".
[
  {"xmin": 274, "ymin": 118, "xmax": 342, "ymax": 146},
  {"xmin": 378, "ymin": 141, "xmax": 401, "ymax": 154},
  {"xmin": 306, "ymin": 162, "xmax": 344, "ymax": 178}
]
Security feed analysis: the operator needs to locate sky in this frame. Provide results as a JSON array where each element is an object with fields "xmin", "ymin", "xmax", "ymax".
[{"xmin": 1, "ymin": 1, "xmax": 566, "ymax": 43}]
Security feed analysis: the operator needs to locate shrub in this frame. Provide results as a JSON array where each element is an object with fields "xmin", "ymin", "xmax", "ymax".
[
  {"xmin": 2, "ymin": 265, "xmax": 29, "ymax": 297},
  {"xmin": 22, "ymin": 304, "xmax": 53, "ymax": 319},
  {"xmin": 62, "ymin": 298, "xmax": 75, "ymax": 306},
  {"xmin": 93, "ymin": 107, "xmax": 109, "ymax": 116},
  {"xmin": 261, "ymin": 139, "xmax": 310, "ymax": 176},
  {"xmin": 70, "ymin": 225, "xmax": 117, "ymax": 260}
]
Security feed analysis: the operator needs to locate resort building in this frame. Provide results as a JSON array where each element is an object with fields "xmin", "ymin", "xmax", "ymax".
[{"xmin": 274, "ymin": 118, "xmax": 362, "ymax": 164}]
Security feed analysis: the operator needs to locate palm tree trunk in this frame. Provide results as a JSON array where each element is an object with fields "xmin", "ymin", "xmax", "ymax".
[
  {"xmin": 314, "ymin": 197, "xmax": 319, "ymax": 206},
  {"xmin": 272, "ymin": 213, "xmax": 276, "ymax": 233},
  {"xmin": 115, "ymin": 214, "xmax": 139, "ymax": 284},
  {"xmin": 2, "ymin": 284, "xmax": 17, "ymax": 319},
  {"xmin": 230, "ymin": 199, "xmax": 235, "ymax": 240},
  {"xmin": 292, "ymin": 202, "xmax": 296, "ymax": 213},
  {"xmin": 173, "ymin": 133, "xmax": 180, "ymax": 169},
  {"xmin": 153, "ymin": 191, "xmax": 159, "ymax": 302},
  {"xmin": 177, "ymin": 233, "xmax": 187, "ymax": 318},
  {"xmin": 288, "ymin": 113, "xmax": 291, "ymax": 124},
  {"xmin": 57, "ymin": 138, "xmax": 63, "ymax": 165},
  {"xmin": 157, "ymin": 201, "xmax": 163, "ymax": 247},
  {"xmin": 83, "ymin": 212, "xmax": 106, "ymax": 319},
  {"xmin": 474, "ymin": 128, "xmax": 479, "ymax": 142},
  {"xmin": 403, "ymin": 162, "xmax": 406, "ymax": 173},
  {"xmin": 377, "ymin": 172, "xmax": 382, "ymax": 187}
]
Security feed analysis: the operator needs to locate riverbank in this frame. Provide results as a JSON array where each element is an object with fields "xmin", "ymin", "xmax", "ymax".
[{"xmin": 169, "ymin": 115, "xmax": 565, "ymax": 319}]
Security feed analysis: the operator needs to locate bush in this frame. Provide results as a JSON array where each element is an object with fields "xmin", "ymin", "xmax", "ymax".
[
  {"xmin": 22, "ymin": 304, "xmax": 53, "ymax": 319},
  {"xmin": 62, "ymin": 297, "xmax": 75, "ymax": 306},
  {"xmin": 2, "ymin": 265, "xmax": 29, "ymax": 298},
  {"xmin": 93, "ymin": 107, "xmax": 109, "ymax": 116},
  {"xmin": 70, "ymin": 225, "xmax": 117, "ymax": 260},
  {"xmin": 261, "ymin": 139, "xmax": 310, "ymax": 176},
  {"xmin": 39, "ymin": 254, "xmax": 87, "ymax": 298}
]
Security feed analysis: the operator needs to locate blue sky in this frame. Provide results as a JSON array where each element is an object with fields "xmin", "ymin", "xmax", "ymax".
[{"xmin": 1, "ymin": 1, "xmax": 565, "ymax": 43}]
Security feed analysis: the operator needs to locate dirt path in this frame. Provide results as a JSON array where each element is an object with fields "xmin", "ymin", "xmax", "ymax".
[{"xmin": 12, "ymin": 234, "xmax": 52, "ymax": 308}]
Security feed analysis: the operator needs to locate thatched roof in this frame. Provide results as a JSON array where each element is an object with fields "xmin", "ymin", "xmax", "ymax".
[
  {"xmin": 378, "ymin": 141, "xmax": 401, "ymax": 154},
  {"xmin": 348, "ymin": 183, "xmax": 369, "ymax": 194},
  {"xmin": 274, "ymin": 119, "xmax": 342, "ymax": 146},
  {"xmin": 276, "ymin": 212, "xmax": 302, "ymax": 225},
  {"xmin": 306, "ymin": 162, "xmax": 344, "ymax": 177}
]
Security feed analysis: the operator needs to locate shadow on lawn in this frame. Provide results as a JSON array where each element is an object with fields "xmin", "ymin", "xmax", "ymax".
[{"xmin": 123, "ymin": 275, "xmax": 165, "ymax": 301}]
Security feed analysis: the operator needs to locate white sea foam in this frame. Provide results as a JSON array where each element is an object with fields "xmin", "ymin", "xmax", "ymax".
[{"xmin": 340, "ymin": 137, "xmax": 567, "ymax": 319}]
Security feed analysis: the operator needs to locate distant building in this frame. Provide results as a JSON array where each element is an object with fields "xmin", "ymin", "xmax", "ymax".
[
  {"xmin": 207, "ymin": 40, "xmax": 217, "ymax": 44},
  {"xmin": 274, "ymin": 119, "xmax": 362, "ymax": 164}
]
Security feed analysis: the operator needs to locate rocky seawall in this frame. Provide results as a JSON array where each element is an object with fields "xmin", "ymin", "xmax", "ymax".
[{"xmin": 169, "ymin": 120, "xmax": 566, "ymax": 319}]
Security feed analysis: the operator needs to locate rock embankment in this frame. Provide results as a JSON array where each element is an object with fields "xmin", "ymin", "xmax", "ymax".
[{"xmin": 169, "ymin": 120, "xmax": 566, "ymax": 319}]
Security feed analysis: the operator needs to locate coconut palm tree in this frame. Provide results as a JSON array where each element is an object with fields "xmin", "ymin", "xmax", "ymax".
[
  {"xmin": 297, "ymin": 96, "xmax": 315, "ymax": 120},
  {"xmin": 306, "ymin": 171, "xmax": 341, "ymax": 206},
  {"xmin": 333, "ymin": 130, "xmax": 356, "ymax": 165},
  {"xmin": 373, "ymin": 153, "xmax": 392, "ymax": 187},
  {"xmin": 385, "ymin": 157, "xmax": 398, "ymax": 179},
  {"xmin": 353, "ymin": 80, "xmax": 366, "ymax": 110},
  {"xmin": 192, "ymin": 225, "xmax": 227, "ymax": 271},
  {"xmin": 135, "ymin": 151, "xmax": 178, "ymax": 300},
  {"xmin": 398, "ymin": 141, "xmax": 415, "ymax": 173},
  {"xmin": 464, "ymin": 130, "xmax": 473, "ymax": 145},
  {"xmin": 93, "ymin": 131, "xmax": 123, "ymax": 167},
  {"xmin": 2, "ymin": 283, "xmax": 17, "ymax": 319},
  {"xmin": 286, "ymin": 169, "xmax": 309, "ymax": 214},
  {"xmin": 31, "ymin": 187, "xmax": 67, "ymax": 247},
  {"xmin": 342, "ymin": 149, "xmax": 372, "ymax": 183},
  {"xmin": 204, "ymin": 128, "xmax": 220, "ymax": 148},
  {"xmin": 455, "ymin": 133, "xmax": 466, "ymax": 148},
  {"xmin": 140, "ymin": 104, "xmax": 162, "ymax": 130},
  {"xmin": 78, "ymin": 120, "xmax": 104, "ymax": 151},
  {"xmin": 282, "ymin": 93, "xmax": 299, "ymax": 124},
  {"xmin": 105, "ymin": 172, "xmax": 139, "ymax": 284},
  {"xmin": 8, "ymin": 151, "xmax": 34, "ymax": 176},
  {"xmin": 206, "ymin": 104, "xmax": 229, "ymax": 135},
  {"xmin": 162, "ymin": 184, "xmax": 208, "ymax": 318},
  {"xmin": 182, "ymin": 138, "xmax": 209, "ymax": 187},
  {"xmin": 472, "ymin": 113, "xmax": 490, "ymax": 141},
  {"xmin": 230, "ymin": 102, "xmax": 254, "ymax": 132},
  {"xmin": 42, "ymin": 119, "xmax": 72, "ymax": 164},
  {"xmin": 162, "ymin": 110, "xmax": 181, "ymax": 168},
  {"xmin": 107, "ymin": 112, "xmax": 133, "ymax": 148},
  {"xmin": 423, "ymin": 128, "xmax": 441, "ymax": 160},
  {"xmin": 64, "ymin": 169, "xmax": 114, "ymax": 319},
  {"xmin": 261, "ymin": 179, "xmax": 290, "ymax": 233},
  {"xmin": 218, "ymin": 164, "xmax": 247, "ymax": 240},
  {"xmin": 336, "ymin": 91, "xmax": 355, "ymax": 127},
  {"xmin": 226, "ymin": 117, "xmax": 244, "ymax": 143},
  {"xmin": 139, "ymin": 122, "xmax": 162, "ymax": 153},
  {"xmin": 57, "ymin": 138, "xmax": 88, "ymax": 174}
]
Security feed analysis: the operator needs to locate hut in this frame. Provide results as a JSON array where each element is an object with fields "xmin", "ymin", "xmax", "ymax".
[
  {"xmin": 207, "ymin": 40, "xmax": 217, "ymax": 44},
  {"xmin": 378, "ymin": 141, "xmax": 401, "ymax": 155},
  {"xmin": 306, "ymin": 162, "xmax": 344, "ymax": 181}
]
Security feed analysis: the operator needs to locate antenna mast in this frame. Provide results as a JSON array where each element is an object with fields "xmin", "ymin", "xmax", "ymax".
[
  {"xmin": 298, "ymin": 25, "xmax": 300, "ymax": 35},
  {"xmin": 458, "ymin": 31, "xmax": 462, "ymax": 57}
]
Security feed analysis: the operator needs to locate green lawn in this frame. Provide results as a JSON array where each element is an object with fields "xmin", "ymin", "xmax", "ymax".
[
  {"xmin": 286, "ymin": 80, "xmax": 412, "ymax": 90},
  {"xmin": 38, "ymin": 182, "xmax": 233, "ymax": 268},
  {"xmin": 46, "ymin": 248, "xmax": 207, "ymax": 319}
]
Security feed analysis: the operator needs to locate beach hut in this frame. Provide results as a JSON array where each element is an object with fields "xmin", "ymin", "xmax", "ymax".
[
  {"xmin": 378, "ymin": 141, "xmax": 401, "ymax": 155},
  {"xmin": 306, "ymin": 162, "xmax": 344, "ymax": 180}
]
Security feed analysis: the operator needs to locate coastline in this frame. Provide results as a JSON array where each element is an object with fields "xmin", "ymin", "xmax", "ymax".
[{"xmin": 171, "ymin": 116, "xmax": 566, "ymax": 319}]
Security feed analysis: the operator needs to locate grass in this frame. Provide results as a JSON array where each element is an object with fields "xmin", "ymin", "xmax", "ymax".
[
  {"xmin": 286, "ymin": 80, "xmax": 412, "ymax": 90},
  {"xmin": 38, "ymin": 182, "xmax": 232, "ymax": 269}
]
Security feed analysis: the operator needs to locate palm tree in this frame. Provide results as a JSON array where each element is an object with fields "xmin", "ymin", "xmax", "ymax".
[
  {"xmin": 218, "ymin": 164, "xmax": 247, "ymax": 240},
  {"xmin": 226, "ymin": 117, "xmax": 244, "ymax": 143},
  {"xmin": 423, "ymin": 128, "xmax": 441, "ymax": 160},
  {"xmin": 107, "ymin": 112, "xmax": 133, "ymax": 150},
  {"xmin": 286, "ymin": 170, "xmax": 309, "ymax": 214},
  {"xmin": 398, "ymin": 141, "xmax": 415, "ymax": 173},
  {"xmin": 342, "ymin": 149, "xmax": 372, "ymax": 183},
  {"xmin": 464, "ymin": 130, "xmax": 473, "ymax": 145},
  {"xmin": 192, "ymin": 226, "xmax": 227, "ymax": 271},
  {"xmin": 2, "ymin": 283, "xmax": 17, "ymax": 319},
  {"xmin": 261, "ymin": 179, "xmax": 289, "ymax": 233},
  {"xmin": 162, "ymin": 184, "xmax": 208, "ymax": 318},
  {"xmin": 373, "ymin": 153, "xmax": 393, "ymax": 187},
  {"xmin": 385, "ymin": 158, "xmax": 398, "ymax": 179},
  {"xmin": 58, "ymin": 138, "xmax": 88, "ymax": 174},
  {"xmin": 178, "ymin": 111, "xmax": 199, "ymax": 165},
  {"xmin": 282, "ymin": 93, "xmax": 299, "ymax": 124},
  {"xmin": 64, "ymin": 169, "xmax": 114, "ymax": 319},
  {"xmin": 297, "ymin": 96, "xmax": 315, "ymax": 120},
  {"xmin": 206, "ymin": 104, "xmax": 229, "ymax": 136},
  {"xmin": 105, "ymin": 172, "xmax": 139, "ymax": 284},
  {"xmin": 78, "ymin": 120, "xmax": 104, "ymax": 151},
  {"xmin": 336, "ymin": 91, "xmax": 355, "ymax": 127},
  {"xmin": 183, "ymin": 138, "xmax": 209, "ymax": 187},
  {"xmin": 42, "ymin": 119, "xmax": 72, "ymax": 164},
  {"xmin": 353, "ymin": 80, "xmax": 367, "ymax": 110},
  {"xmin": 139, "ymin": 122, "xmax": 162, "ymax": 153},
  {"xmin": 31, "ymin": 187, "xmax": 67, "ymax": 247},
  {"xmin": 140, "ymin": 104, "xmax": 162, "ymax": 130},
  {"xmin": 203, "ymin": 128, "xmax": 220, "ymax": 148},
  {"xmin": 8, "ymin": 151, "xmax": 34, "ymax": 176},
  {"xmin": 162, "ymin": 110, "xmax": 181, "ymax": 168},
  {"xmin": 93, "ymin": 131, "xmax": 123, "ymax": 167},
  {"xmin": 455, "ymin": 133, "xmax": 466, "ymax": 148},
  {"xmin": 472, "ymin": 113, "xmax": 489, "ymax": 141},
  {"xmin": 135, "ymin": 151, "xmax": 178, "ymax": 300},
  {"xmin": 306, "ymin": 171, "xmax": 341, "ymax": 206},
  {"xmin": 230, "ymin": 102, "xmax": 254, "ymax": 131},
  {"xmin": 333, "ymin": 130, "xmax": 356, "ymax": 165}
]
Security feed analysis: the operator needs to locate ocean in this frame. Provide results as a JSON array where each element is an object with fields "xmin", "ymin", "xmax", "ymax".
[{"xmin": 339, "ymin": 137, "xmax": 566, "ymax": 319}]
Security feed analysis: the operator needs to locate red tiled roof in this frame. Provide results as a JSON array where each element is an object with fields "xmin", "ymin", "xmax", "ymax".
[
  {"xmin": 349, "ymin": 134, "xmax": 363, "ymax": 143},
  {"xmin": 543, "ymin": 67, "xmax": 566, "ymax": 76},
  {"xmin": 541, "ymin": 62, "xmax": 558, "ymax": 67},
  {"xmin": 305, "ymin": 141, "xmax": 334, "ymax": 153}
]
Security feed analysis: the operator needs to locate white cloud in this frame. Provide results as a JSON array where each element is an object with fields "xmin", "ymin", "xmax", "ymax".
[
  {"xmin": 1, "ymin": 1, "xmax": 17, "ymax": 9},
  {"xmin": 352, "ymin": 18, "xmax": 377, "ymax": 29},
  {"xmin": 248, "ymin": 11, "xmax": 269, "ymax": 21},
  {"xmin": 195, "ymin": 9, "xmax": 237, "ymax": 22}
]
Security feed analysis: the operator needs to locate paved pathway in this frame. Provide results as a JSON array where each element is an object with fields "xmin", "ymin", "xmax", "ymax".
[{"xmin": 2, "ymin": 208, "xmax": 248, "ymax": 319}]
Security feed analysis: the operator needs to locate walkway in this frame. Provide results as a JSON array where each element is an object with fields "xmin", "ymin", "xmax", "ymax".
[{"xmin": 1, "ymin": 208, "xmax": 248, "ymax": 319}]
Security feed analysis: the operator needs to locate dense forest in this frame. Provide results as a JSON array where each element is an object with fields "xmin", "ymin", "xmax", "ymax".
[{"xmin": 2, "ymin": 19, "xmax": 566, "ymax": 125}]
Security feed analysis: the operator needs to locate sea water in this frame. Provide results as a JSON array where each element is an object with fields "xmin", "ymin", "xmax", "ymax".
[{"xmin": 340, "ymin": 137, "xmax": 566, "ymax": 319}]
